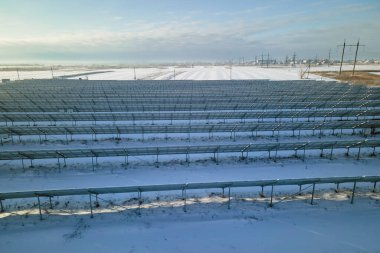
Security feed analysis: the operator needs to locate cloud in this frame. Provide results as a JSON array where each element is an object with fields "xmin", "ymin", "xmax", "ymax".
[{"xmin": 0, "ymin": 1, "xmax": 379, "ymax": 62}]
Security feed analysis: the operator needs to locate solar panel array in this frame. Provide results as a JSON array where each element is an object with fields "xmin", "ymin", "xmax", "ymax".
[{"xmin": 0, "ymin": 79, "xmax": 379, "ymax": 169}]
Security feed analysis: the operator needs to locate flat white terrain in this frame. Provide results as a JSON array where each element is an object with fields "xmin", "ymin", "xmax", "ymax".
[{"xmin": 2, "ymin": 64, "xmax": 380, "ymax": 81}]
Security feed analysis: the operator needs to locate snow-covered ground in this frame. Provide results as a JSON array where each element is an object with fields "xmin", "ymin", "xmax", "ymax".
[
  {"xmin": 1, "ymin": 69, "xmax": 379, "ymax": 252},
  {"xmin": 1, "ymin": 64, "xmax": 379, "ymax": 82},
  {"xmin": 70, "ymin": 66, "xmax": 322, "ymax": 81},
  {"xmin": 1, "ymin": 191, "xmax": 379, "ymax": 253}
]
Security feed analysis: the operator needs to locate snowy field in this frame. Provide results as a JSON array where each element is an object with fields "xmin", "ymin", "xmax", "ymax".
[
  {"xmin": 0, "ymin": 73, "xmax": 379, "ymax": 252},
  {"xmin": 66, "ymin": 65, "xmax": 380, "ymax": 81},
  {"xmin": 1, "ymin": 64, "xmax": 379, "ymax": 82}
]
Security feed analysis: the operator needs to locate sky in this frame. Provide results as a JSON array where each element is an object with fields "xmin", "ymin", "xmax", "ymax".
[{"xmin": 0, "ymin": 0, "xmax": 379, "ymax": 64}]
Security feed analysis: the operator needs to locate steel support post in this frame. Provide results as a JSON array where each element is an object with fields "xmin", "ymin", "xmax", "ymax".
[
  {"xmin": 183, "ymin": 188, "xmax": 187, "ymax": 212},
  {"xmin": 303, "ymin": 146, "xmax": 306, "ymax": 161},
  {"xmin": 91, "ymin": 157, "xmax": 95, "ymax": 172},
  {"xmin": 351, "ymin": 181, "xmax": 356, "ymax": 204},
  {"xmin": 57, "ymin": 158, "xmax": 61, "ymax": 172},
  {"xmin": 37, "ymin": 196, "xmax": 42, "ymax": 220},
  {"xmin": 357, "ymin": 146, "xmax": 361, "ymax": 160},
  {"xmin": 228, "ymin": 187, "xmax": 231, "ymax": 209},
  {"xmin": 269, "ymin": 185, "xmax": 274, "ymax": 207},
  {"xmin": 124, "ymin": 155, "xmax": 129, "ymax": 168},
  {"xmin": 311, "ymin": 183, "xmax": 316, "ymax": 205},
  {"xmin": 138, "ymin": 191, "xmax": 142, "ymax": 215},
  {"xmin": 89, "ymin": 194, "xmax": 93, "ymax": 218},
  {"xmin": 330, "ymin": 146, "xmax": 334, "ymax": 160},
  {"xmin": 274, "ymin": 149, "xmax": 278, "ymax": 162}
]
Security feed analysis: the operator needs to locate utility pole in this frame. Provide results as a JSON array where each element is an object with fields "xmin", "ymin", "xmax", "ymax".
[
  {"xmin": 266, "ymin": 53, "xmax": 270, "ymax": 68},
  {"xmin": 352, "ymin": 39, "xmax": 364, "ymax": 75},
  {"xmin": 338, "ymin": 40, "xmax": 346, "ymax": 75},
  {"xmin": 133, "ymin": 66, "xmax": 136, "ymax": 80},
  {"xmin": 337, "ymin": 39, "xmax": 365, "ymax": 75},
  {"xmin": 173, "ymin": 69, "xmax": 176, "ymax": 80},
  {"xmin": 328, "ymin": 48, "xmax": 331, "ymax": 67},
  {"xmin": 261, "ymin": 53, "xmax": 264, "ymax": 68},
  {"xmin": 16, "ymin": 68, "xmax": 20, "ymax": 80},
  {"xmin": 292, "ymin": 52, "xmax": 296, "ymax": 67},
  {"xmin": 50, "ymin": 66, "xmax": 54, "ymax": 79}
]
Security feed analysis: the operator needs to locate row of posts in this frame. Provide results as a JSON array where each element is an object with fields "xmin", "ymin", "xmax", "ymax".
[
  {"xmin": 17, "ymin": 144, "xmax": 376, "ymax": 171},
  {"xmin": 1, "ymin": 181, "xmax": 377, "ymax": 220}
]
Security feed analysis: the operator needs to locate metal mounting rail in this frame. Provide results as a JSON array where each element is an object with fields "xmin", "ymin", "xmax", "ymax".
[
  {"xmin": 1, "ymin": 109, "xmax": 379, "ymax": 124},
  {"xmin": 0, "ymin": 175, "xmax": 379, "ymax": 219},
  {"xmin": 1, "ymin": 120, "xmax": 379, "ymax": 137},
  {"xmin": 0, "ymin": 139, "xmax": 379, "ymax": 161},
  {"xmin": 1, "ymin": 175, "xmax": 379, "ymax": 200}
]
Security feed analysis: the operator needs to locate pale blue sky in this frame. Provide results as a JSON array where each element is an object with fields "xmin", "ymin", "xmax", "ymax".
[{"xmin": 0, "ymin": 0, "xmax": 379, "ymax": 63}]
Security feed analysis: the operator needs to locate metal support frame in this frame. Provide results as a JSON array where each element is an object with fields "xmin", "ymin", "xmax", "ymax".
[
  {"xmin": 89, "ymin": 194, "xmax": 94, "ymax": 218},
  {"xmin": 269, "ymin": 185, "xmax": 274, "ymax": 207},
  {"xmin": 183, "ymin": 187, "xmax": 187, "ymax": 212},
  {"xmin": 91, "ymin": 157, "xmax": 95, "ymax": 171},
  {"xmin": 274, "ymin": 148, "xmax": 278, "ymax": 162},
  {"xmin": 228, "ymin": 187, "xmax": 231, "ymax": 209},
  {"xmin": 357, "ymin": 145, "xmax": 361, "ymax": 160},
  {"xmin": 156, "ymin": 150, "xmax": 159, "ymax": 168},
  {"xmin": 311, "ymin": 183, "xmax": 316, "ymax": 205},
  {"xmin": 260, "ymin": 186, "xmax": 264, "ymax": 198},
  {"xmin": 351, "ymin": 181, "xmax": 356, "ymax": 204},
  {"xmin": 302, "ymin": 146, "xmax": 306, "ymax": 161},
  {"xmin": 37, "ymin": 196, "xmax": 42, "ymax": 220},
  {"xmin": 138, "ymin": 190, "xmax": 142, "ymax": 215},
  {"xmin": 0, "ymin": 200, "xmax": 4, "ymax": 212},
  {"xmin": 213, "ymin": 151, "xmax": 219, "ymax": 165},
  {"xmin": 373, "ymin": 182, "xmax": 377, "ymax": 193}
]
